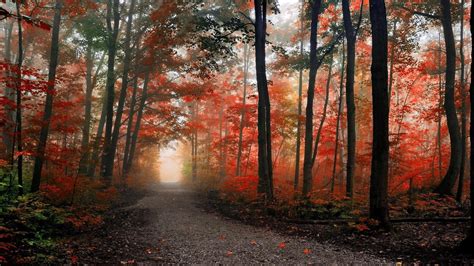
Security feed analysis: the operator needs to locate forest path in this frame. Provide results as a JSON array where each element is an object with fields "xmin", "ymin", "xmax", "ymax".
[{"xmin": 129, "ymin": 182, "xmax": 389, "ymax": 264}]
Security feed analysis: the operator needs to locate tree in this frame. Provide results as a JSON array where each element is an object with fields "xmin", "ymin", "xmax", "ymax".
[
  {"xmin": 302, "ymin": 0, "xmax": 323, "ymax": 196},
  {"xmin": 368, "ymin": 0, "xmax": 390, "ymax": 227},
  {"xmin": 342, "ymin": 0, "xmax": 363, "ymax": 199},
  {"xmin": 31, "ymin": 0, "xmax": 63, "ymax": 192},
  {"xmin": 254, "ymin": 0, "xmax": 273, "ymax": 199},
  {"xmin": 101, "ymin": 0, "xmax": 120, "ymax": 182},
  {"xmin": 102, "ymin": 0, "xmax": 136, "ymax": 179},
  {"xmin": 433, "ymin": 0, "xmax": 461, "ymax": 195},
  {"xmin": 14, "ymin": 1, "xmax": 23, "ymax": 195}
]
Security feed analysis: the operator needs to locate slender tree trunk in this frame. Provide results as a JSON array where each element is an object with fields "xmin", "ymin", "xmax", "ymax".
[
  {"xmin": 434, "ymin": 0, "xmax": 462, "ymax": 195},
  {"xmin": 332, "ymin": 45, "xmax": 345, "ymax": 193},
  {"xmin": 3, "ymin": 21, "xmax": 14, "ymax": 163},
  {"xmin": 294, "ymin": 0, "xmax": 305, "ymax": 190},
  {"xmin": 311, "ymin": 54, "xmax": 334, "ymax": 166},
  {"xmin": 302, "ymin": 0, "xmax": 323, "ymax": 196},
  {"xmin": 14, "ymin": 2, "xmax": 23, "ymax": 195},
  {"xmin": 78, "ymin": 44, "xmax": 94, "ymax": 175},
  {"xmin": 456, "ymin": 0, "xmax": 466, "ymax": 202},
  {"xmin": 342, "ymin": 0, "xmax": 358, "ymax": 199},
  {"xmin": 102, "ymin": 0, "xmax": 136, "ymax": 179},
  {"xmin": 191, "ymin": 101, "xmax": 198, "ymax": 182},
  {"xmin": 122, "ymin": 77, "xmax": 139, "ymax": 177},
  {"xmin": 87, "ymin": 94, "xmax": 107, "ymax": 177},
  {"xmin": 101, "ymin": 0, "xmax": 120, "ymax": 183},
  {"xmin": 254, "ymin": 0, "xmax": 273, "ymax": 199},
  {"xmin": 236, "ymin": 44, "xmax": 250, "ymax": 177},
  {"xmin": 369, "ymin": 0, "xmax": 390, "ymax": 227},
  {"xmin": 31, "ymin": 0, "xmax": 62, "ymax": 192},
  {"xmin": 126, "ymin": 73, "xmax": 150, "ymax": 172},
  {"xmin": 437, "ymin": 32, "xmax": 443, "ymax": 181}
]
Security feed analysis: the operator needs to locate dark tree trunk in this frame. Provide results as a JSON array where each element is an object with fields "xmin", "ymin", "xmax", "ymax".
[
  {"xmin": 302, "ymin": 0, "xmax": 322, "ymax": 196},
  {"xmin": 126, "ymin": 73, "xmax": 150, "ymax": 172},
  {"xmin": 14, "ymin": 2, "xmax": 23, "ymax": 195},
  {"xmin": 236, "ymin": 44, "xmax": 250, "ymax": 177},
  {"xmin": 101, "ymin": 0, "xmax": 120, "ymax": 183},
  {"xmin": 294, "ymin": 0, "xmax": 305, "ymax": 190},
  {"xmin": 254, "ymin": 0, "xmax": 273, "ymax": 199},
  {"xmin": 31, "ymin": 0, "xmax": 62, "ymax": 192},
  {"xmin": 369, "ymin": 0, "xmax": 390, "ymax": 227},
  {"xmin": 122, "ymin": 77, "xmax": 139, "ymax": 177},
  {"xmin": 102, "ymin": 0, "xmax": 136, "ymax": 180},
  {"xmin": 342, "ymin": 0, "xmax": 358, "ymax": 199},
  {"xmin": 434, "ymin": 0, "xmax": 462, "ymax": 195},
  {"xmin": 78, "ymin": 44, "xmax": 94, "ymax": 175},
  {"xmin": 456, "ymin": 0, "xmax": 466, "ymax": 202}
]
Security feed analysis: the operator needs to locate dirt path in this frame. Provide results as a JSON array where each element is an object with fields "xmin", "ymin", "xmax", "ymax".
[{"xmin": 122, "ymin": 182, "xmax": 389, "ymax": 264}]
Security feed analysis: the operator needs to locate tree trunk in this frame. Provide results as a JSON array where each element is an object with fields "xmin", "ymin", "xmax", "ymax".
[
  {"xmin": 102, "ymin": 0, "xmax": 136, "ymax": 180},
  {"xmin": 294, "ymin": 0, "xmax": 305, "ymax": 190},
  {"xmin": 31, "ymin": 0, "xmax": 62, "ymax": 192},
  {"xmin": 3, "ymin": 20, "xmax": 14, "ymax": 163},
  {"xmin": 78, "ymin": 44, "xmax": 94, "ymax": 175},
  {"xmin": 87, "ymin": 93, "xmax": 107, "ymax": 177},
  {"xmin": 101, "ymin": 0, "xmax": 120, "ymax": 183},
  {"xmin": 302, "ymin": 0, "xmax": 322, "ymax": 196},
  {"xmin": 126, "ymin": 73, "xmax": 150, "ymax": 172},
  {"xmin": 311, "ymin": 54, "xmax": 334, "ymax": 166},
  {"xmin": 122, "ymin": 77, "xmax": 139, "ymax": 177},
  {"xmin": 342, "ymin": 0, "xmax": 357, "ymax": 199},
  {"xmin": 14, "ymin": 2, "xmax": 23, "ymax": 195},
  {"xmin": 456, "ymin": 0, "xmax": 466, "ymax": 202},
  {"xmin": 236, "ymin": 44, "xmax": 250, "ymax": 177},
  {"xmin": 369, "ymin": 0, "xmax": 390, "ymax": 227},
  {"xmin": 434, "ymin": 0, "xmax": 462, "ymax": 195},
  {"xmin": 254, "ymin": 0, "xmax": 273, "ymax": 199}
]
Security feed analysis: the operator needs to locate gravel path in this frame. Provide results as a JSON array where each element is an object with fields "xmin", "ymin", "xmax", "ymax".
[{"xmin": 130, "ymin": 182, "xmax": 390, "ymax": 264}]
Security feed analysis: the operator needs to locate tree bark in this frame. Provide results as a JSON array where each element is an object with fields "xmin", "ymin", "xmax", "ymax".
[
  {"xmin": 102, "ymin": 0, "xmax": 136, "ymax": 180},
  {"xmin": 2, "ymin": 20, "xmax": 14, "ymax": 163},
  {"xmin": 302, "ymin": 0, "xmax": 323, "ymax": 196},
  {"xmin": 31, "ymin": 0, "xmax": 62, "ymax": 192},
  {"xmin": 434, "ymin": 0, "xmax": 462, "ymax": 195},
  {"xmin": 369, "ymin": 0, "xmax": 390, "ymax": 227},
  {"xmin": 101, "ymin": 0, "xmax": 120, "ymax": 183},
  {"xmin": 254, "ymin": 0, "xmax": 273, "ymax": 199},
  {"xmin": 342, "ymin": 0, "xmax": 358, "ymax": 199}
]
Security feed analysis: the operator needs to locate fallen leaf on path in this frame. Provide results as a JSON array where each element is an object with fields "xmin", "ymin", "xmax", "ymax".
[
  {"xmin": 303, "ymin": 248, "xmax": 311, "ymax": 255},
  {"xmin": 226, "ymin": 250, "xmax": 233, "ymax": 256},
  {"xmin": 250, "ymin": 240, "xmax": 257, "ymax": 245},
  {"xmin": 278, "ymin": 242, "xmax": 286, "ymax": 249}
]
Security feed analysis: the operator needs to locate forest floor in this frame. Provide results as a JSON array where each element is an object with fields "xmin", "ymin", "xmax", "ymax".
[
  {"xmin": 59, "ymin": 182, "xmax": 389, "ymax": 264},
  {"xmin": 208, "ymin": 195, "xmax": 474, "ymax": 264}
]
